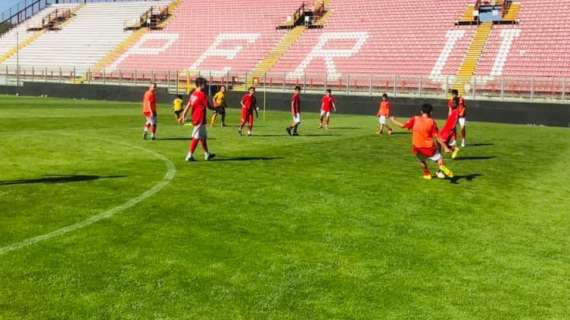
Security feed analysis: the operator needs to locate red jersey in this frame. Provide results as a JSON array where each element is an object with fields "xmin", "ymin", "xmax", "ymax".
[
  {"xmin": 377, "ymin": 101, "xmax": 391, "ymax": 117},
  {"xmin": 448, "ymin": 97, "xmax": 466, "ymax": 117},
  {"xmin": 440, "ymin": 108, "xmax": 460, "ymax": 143},
  {"xmin": 291, "ymin": 93, "xmax": 301, "ymax": 114},
  {"xmin": 402, "ymin": 116, "xmax": 439, "ymax": 153},
  {"xmin": 241, "ymin": 94, "xmax": 256, "ymax": 113},
  {"xmin": 189, "ymin": 90, "xmax": 208, "ymax": 126},
  {"xmin": 321, "ymin": 95, "xmax": 335, "ymax": 112},
  {"xmin": 143, "ymin": 89, "xmax": 156, "ymax": 115}
]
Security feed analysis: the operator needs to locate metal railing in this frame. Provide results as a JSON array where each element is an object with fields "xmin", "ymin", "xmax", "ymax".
[{"xmin": 1, "ymin": 65, "xmax": 569, "ymax": 103}]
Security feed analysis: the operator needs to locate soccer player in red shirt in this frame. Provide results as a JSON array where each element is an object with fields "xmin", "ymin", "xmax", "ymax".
[
  {"xmin": 179, "ymin": 77, "xmax": 215, "ymax": 162},
  {"xmin": 440, "ymin": 97, "xmax": 461, "ymax": 159},
  {"xmin": 319, "ymin": 89, "xmax": 336, "ymax": 129},
  {"xmin": 142, "ymin": 83, "xmax": 158, "ymax": 140},
  {"xmin": 239, "ymin": 87, "xmax": 259, "ymax": 136},
  {"xmin": 286, "ymin": 86, "xmax": 302, "ymax": 136},
  {"xmin": 449, "ymin": 89, "xmax": 467, "ymax": 147},
  {"xmin": 377, "ymin": 93, "xmax": 393, "ymax": 135},
  {"xmin": 391, "ymin": 103, "xmax": 454, "ymax": 180}
]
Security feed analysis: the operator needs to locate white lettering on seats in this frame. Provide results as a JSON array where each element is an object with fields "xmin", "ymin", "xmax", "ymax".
[
  {"xmin": 106, "ymin": 33, "xmax": 179, "ymax": 72},
  {"xmin": 189, "ymin": 33, "xmax": 260, "ymax": 74},
  {"xmin": 429, "ymin": 30, "xmax": 465, "ymax": 82},
  {"xmin": 287, "ymin": 32, "xmax": 369, "ymax": 81},
  {"xmin": 490, "ymin": 29, "xmax": 521, "ymax": 77}
]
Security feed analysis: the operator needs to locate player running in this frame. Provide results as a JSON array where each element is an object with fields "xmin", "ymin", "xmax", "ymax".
[
  {"xmin": 449, "ymin": 89, "xmax": 467, "ymax": 147},
  {"xmin": 319, "ymin": 89, "xmax": 336, "ymax": 129},
  {"xmin": 390, "ymin": 103, "xmax": 454, "ymax": 180},
  {"xmin": 179, "ymin": 77, "xmax": 215, "ymax": 162},
  {"xmin": 142, "ymin": 83, "xmax": 158, "ymax": 140},
  {"xmin": 440, "ymin": 97, "xmax": 461, "ymax": 160},
  {"xmin": 377, "ymin": 93, "xmax": 393, "ymax": 135},
  {"xmin": 239, "ymin": 87, "xmax": 259, "ymax": 136},
  {"xmin": 210, "ymin": 85, "xmax": 228, "ymax": 128},
  {"xmin": 173, "ymin": 94, "xmax": 184, "ymax": 121},
  {"xmin": 286, "ymin": 86, "xmax": 302, "ymax": 136}
]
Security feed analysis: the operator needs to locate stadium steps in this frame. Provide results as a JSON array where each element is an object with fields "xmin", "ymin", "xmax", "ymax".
[
  {"xmin": 90, "ymin": 0, "xmax": 180, "ymax": 75},
  {"xmin": 503, "ymin": 2, "xmax": 521, "ymax": 21},
  {"xmin": 0, "ymin": 4, "xmax": 83, "ymax": 65},
  {"xmin": 240, "ymin": 0, "xmax": 334, "ymax": 89},
  {"xmin": 462, "ymin": 4, "xmax": 475, "ymax": 23},
  {"xmin": 241, "ymin": 26, "xmax": 308, "ymax": 89},
  {"xmin": 453, "ymin": 22, "xmax": 493, "ymax": 95}
]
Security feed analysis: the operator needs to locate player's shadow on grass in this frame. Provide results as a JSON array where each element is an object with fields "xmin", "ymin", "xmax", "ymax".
[
  {"xmin": 0, "ymin": 175, "xmax": 126, "ymax": 186},
  {"xmin": 331, "ymin": 127, "xmax": 359, "ymax": 130},
  {"xmin": 468, "ymin": 143, "xmax": 494, "ymax": 147},
  {"xmin": 450, "ymin": 173, "xmax": 482, "ymax": 184},
  {"xmin": 214, "ymin": 156, "xmax": 283, "ymax": 162},
  {"xmin": 160, "ymin": 137, "xmax": 216, "ymax": 141},
  {"xmin": 254, "ymin": 134, "xmax": 333, "ymax": 137},
  {"xmin": 454, "ymin": 156, "xmax": 496, "ymax": 161}
]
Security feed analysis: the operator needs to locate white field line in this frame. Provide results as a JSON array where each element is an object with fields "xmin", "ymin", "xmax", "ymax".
[{"xmin": 0, "ymin": 139, "xmax": 176, "ymax": 256}]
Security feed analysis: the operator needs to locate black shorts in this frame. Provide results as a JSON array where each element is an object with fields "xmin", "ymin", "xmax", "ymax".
[
  {"xmin": 213, "ymin": 107, "xmax": 225, "ymax": 115},
  {"xmin": 174, "ymin": 110, "xmax": 183, "ymax": 118}
]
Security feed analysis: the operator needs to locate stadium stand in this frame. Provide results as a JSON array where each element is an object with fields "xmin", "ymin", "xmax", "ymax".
[
  {"xmin": 104, "ymin": 0, "xmax": 302, "ymax": 76},
  {"xmin": 1, "ymin": 0, "xmax": 570, "ymax": 97},
  {"xmin": 1, "ymin": 1, "xmax": 170, "ymax": 73},
  {"xmin": 0, "ymin": 4, "xmax": 78, "ymax": 64}
]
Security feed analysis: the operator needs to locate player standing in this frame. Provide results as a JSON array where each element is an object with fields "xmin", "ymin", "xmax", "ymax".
[
  {"xmin": 142, "ymin": 83, "xmax": 158, "ymax": 140},
  {"xmin": 286, "ymin": 86, "xmax": 302, "ymax": 136},
  {"xmin": 319, "ymin": 89, "xmax": 336, "ymax": 129},
  {"xmin": 173, "ymin": 94, "xmax": 184, "ymax": 121},
  {"xmin": 239, "ymin": 87, "xmax": 259, "ymax": 136},
  {"xmin": 377, "ymin": 93, "xmax": 393, "ymax": 135},
  {"xmin": 210, "ymin": 85, "xmax": 228, "ymax": 128},
  {"xmin": 179, "ymin": 77, "xmax": 215, "ymax": 162},
  {"xmin": 440, "ymin": 97, "xmax": 461, "ymax": 159},
  {"xmin": 449, "ymin": 89, "xmax": 467, "ymax": 147},
  {"xmin": 390, "ymin": 103, "xmax": 454, "ymax": 180}
]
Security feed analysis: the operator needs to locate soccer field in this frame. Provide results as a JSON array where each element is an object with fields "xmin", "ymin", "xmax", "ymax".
[{"xmin": 0, "ymin": 95, "xmax": 569, "ymax": 319}]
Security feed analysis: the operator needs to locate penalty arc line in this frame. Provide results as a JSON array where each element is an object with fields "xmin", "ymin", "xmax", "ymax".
[{"xmin": 0, "ymin": 139, "xmax": 177, "ymax": 256}]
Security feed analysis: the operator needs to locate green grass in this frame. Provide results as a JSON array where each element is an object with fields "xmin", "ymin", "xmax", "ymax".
[{"xmin": 0, "ymin": 95, "xmax": 569, "ymax": 319}]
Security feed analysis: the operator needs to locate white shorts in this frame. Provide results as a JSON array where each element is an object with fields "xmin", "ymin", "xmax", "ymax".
[
  {"xmin": 145, "ymin": 115, "xmax": 157, "ymax": 125},
  {"xmin": 191, "ymin": 124, "xmax": 207, "ymax": 139},
  {"xmin": 378, "ymin": 115, "xmax": 387, "ymax": 125},
  {"xmin": 458, "ymin": 117, "xmax": 466, "ymax": 127},
  {"xmin": 320, "ymin": 110, "xmax": 330, "ymax": 117},
  {"xmin": 292, "ymin": 113, "xmax": 301, "ymax": 124},
  {"xmin": 417, "ymin": 151, "xmax": 442, "ymax": 162}
]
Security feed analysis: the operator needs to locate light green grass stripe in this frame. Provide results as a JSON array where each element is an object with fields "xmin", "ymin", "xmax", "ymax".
[{"xmin": 0, "ymin": 136, "xmax": 176, "ymax": 256}]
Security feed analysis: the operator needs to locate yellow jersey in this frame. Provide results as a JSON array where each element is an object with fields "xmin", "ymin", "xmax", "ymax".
[
  {"xmin": 173, "ymin": 98, "xmax": 184, "ymax": 112},
  {"xmin": 213, "ymin": 91, "xmax": 227, "ymax": 108}
]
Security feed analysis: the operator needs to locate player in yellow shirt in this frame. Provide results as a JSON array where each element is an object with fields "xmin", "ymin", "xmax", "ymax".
[
  {"xmin": 210, "ymin": 85, "xmax": 227, "ymax": 127},
  {"xmin": 173, "ymin": 95, "xmax": 184, "ymax": 121}
]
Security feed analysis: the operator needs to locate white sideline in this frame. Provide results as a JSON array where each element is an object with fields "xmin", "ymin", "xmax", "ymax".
[{"xmin": 0, "ymin": 140, "xmax": 176, "ymax": 256}]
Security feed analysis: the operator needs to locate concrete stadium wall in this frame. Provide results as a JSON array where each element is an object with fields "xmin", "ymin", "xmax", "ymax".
[{"xmin": 0, "ymin": 83, "xmax": 568, "ymax": 127}]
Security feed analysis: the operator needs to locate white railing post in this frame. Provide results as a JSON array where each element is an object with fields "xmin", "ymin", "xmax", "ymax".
[
  {"xmin": 393, "ymin": 75, "xmax": 397, "ymax": 97},
  {"xmin": 418, "ymin": 76, "xmax": 424, "ymax": 97},
  {"xmin": 530, "ymin": 77, "xmax": 534, "ymax": 101},
  {"xmin": 369, "ymin": 75, "xmax": 373, "ymax": 96},
  {"xmin": 472, "ymin": 76, "xmax": 477, "ymax": 100},
  {"xmin": 562, "ymin": 78, "xmax": 566, "ymax": 101},
  {"xmin": 500, "ymin": 76, "xmax": 505, "ymax": 100},
  {"xmin": 263, "ymin": 72, "xmax": 267, "ymax": 121},
  {"xmin": 346, "ymin": 74, "xmax": 350, "ymax": 95}
]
